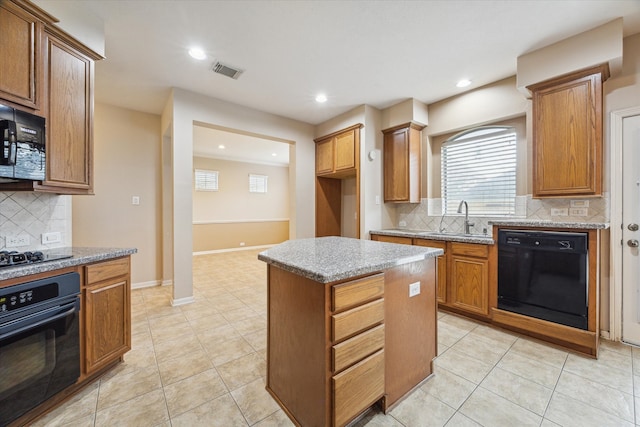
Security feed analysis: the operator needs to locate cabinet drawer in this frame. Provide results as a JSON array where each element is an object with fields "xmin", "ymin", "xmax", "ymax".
[
  {"xmin": 86, "ymin": 257, "xmax": 130, "ymax": 285},
  {"xmin": 413, "ymin": 239, "xmax": 447, "ymax": 252},
  {"xmin": 332, "ymin": 274, "xmax": 384, "ymax": 312},
  {"xmin": 333, "ymin": 349, "xmax": 384, "ymax": 427},
  {"xmin": 332, "ymin": 324, "xmax": 384, "ymax": 373},
  {"xmin": 450, "ymin": 242, "xmax": 488, "ymax": 258},
  {"xmin": 332, "ymin": 299, "xmax": 384, "ymax": 342},
  {"xmin": 372, "ymin": 235, "xmax": 412, "ymax": 245}
]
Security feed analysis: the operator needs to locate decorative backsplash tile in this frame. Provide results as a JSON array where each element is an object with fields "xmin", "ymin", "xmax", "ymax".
[
  {"xmin": 396, "ymin": 194, "xmax": 609, "ymax": 235},
  {"xmin": 0, "ymin": 192, "xmax": 71, "ymax": 250}
]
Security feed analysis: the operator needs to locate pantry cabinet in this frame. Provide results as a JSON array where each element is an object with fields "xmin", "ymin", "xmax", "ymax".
[
  {"xmin": 383, "ymin": 122, "xmax": 424, "ymax": 203},
  {"xmin": 0, "ymin": 0, "xmax": 101, "ymax": 195},
  {"xmin": 83, "ymin": 257, "xmax": 131, "ymax": 376},
  {"xmin": 315, "ymin": 124, "xmax": 361, "ymax": 178},
  {"xmin": 529, "ymin": 64, "xmax": 609, "ymax": 198}
]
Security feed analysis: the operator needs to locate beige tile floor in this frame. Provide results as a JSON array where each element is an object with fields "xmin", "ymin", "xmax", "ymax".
[{"xmin": 33, "ymin": 249, "xmax": 640, "ymax": 427}]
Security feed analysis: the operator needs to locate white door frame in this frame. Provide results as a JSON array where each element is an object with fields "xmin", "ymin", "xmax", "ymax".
[{"xmin": 610, "ymin": 106, "xmax": 640, "ymax": 341}]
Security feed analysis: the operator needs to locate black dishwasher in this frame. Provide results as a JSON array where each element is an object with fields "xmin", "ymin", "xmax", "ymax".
[{"xmin": 497, "ymin": 230, "xmax": 588, "ymax": 330}]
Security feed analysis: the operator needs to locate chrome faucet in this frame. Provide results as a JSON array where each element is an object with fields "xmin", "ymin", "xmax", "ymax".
[{"xmin": 457, "ymin": 200, "xmax": 474, "ymax": 234}]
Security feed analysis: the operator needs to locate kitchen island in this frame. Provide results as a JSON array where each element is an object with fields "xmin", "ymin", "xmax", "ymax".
[{"xmin": 258, "ymin": 236, "xmax": 443, "ymax": 427}]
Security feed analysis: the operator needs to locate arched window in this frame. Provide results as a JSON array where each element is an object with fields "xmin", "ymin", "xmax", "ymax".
[{"xmin": 441, "ymin": 126, "xmax": 516, "ymax": 216}]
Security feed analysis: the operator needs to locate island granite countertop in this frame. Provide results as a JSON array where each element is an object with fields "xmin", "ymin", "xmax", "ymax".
[
  {"xmin": 258, "ymin": 236, "xmax": 443, "ymax": 283},
  {"xmin": 0, "ymin": 247, "xmax": 137, "ymax": 281}
]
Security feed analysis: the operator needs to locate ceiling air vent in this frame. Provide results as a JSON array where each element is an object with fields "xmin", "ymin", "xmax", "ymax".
[{"xmin": 212, "ymin": 61, "xmax": 243, "ymax": 80}]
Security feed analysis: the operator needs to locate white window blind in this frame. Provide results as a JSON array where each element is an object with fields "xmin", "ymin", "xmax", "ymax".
[
  {"xmin": 441, "ymin": 127, "xmax": 516, "ymax": 216},
  {"xmin": 249, "ymin": 174, "xmax": 268, "ymax": 193},
  {"xmin": 194, "ymin": 169, "xmax": 219, "ymax": 191}
]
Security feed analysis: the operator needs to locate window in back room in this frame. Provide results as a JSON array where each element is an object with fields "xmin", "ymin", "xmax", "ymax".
[{"xmin": 441, "ymin": 126, "xmax": 516, "ymax": 216}]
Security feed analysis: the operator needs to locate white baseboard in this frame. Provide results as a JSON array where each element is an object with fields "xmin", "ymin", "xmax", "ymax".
[
  {"xmin": 193, "ymin": 244, "xmax": 274, "ymax": 256},
  {"xmin": 600, "ymin": 330, "xmax": 611, "ymax": 340},
  {"xmin": 161, "ymin": 279, "xmax": 173, "ymax": 286},
  {"xmin": 132, "ymin": 280, "xmax": 162, "ymax": 290},
  {"xmin": 171, "ymin": 296, "xmax": 195, "ymax": 306}
]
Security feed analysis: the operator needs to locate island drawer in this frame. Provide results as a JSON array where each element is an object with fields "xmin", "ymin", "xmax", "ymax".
[
  {"xmin": 332, "ymin": 273, "xmax": 384, "ymax": 312},
  {"xmin": 333, "ymin": 349, "xmax": 384, "ymax": 427},
  {"xmin": 450, "ymin": 242, "xmax": 489, "ymax": 258},
  {"xmin": 332, "ymin": 324, "xmax": 384, "ymax": 373},
  {"xmin": 332, "ymin": 299, "xmax": 384, "ymax": 342}
]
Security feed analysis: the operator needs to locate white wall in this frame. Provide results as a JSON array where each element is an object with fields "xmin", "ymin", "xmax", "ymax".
[{"xmin": 73, "ymin": 103, "xmax": 161, "ymax": 286}]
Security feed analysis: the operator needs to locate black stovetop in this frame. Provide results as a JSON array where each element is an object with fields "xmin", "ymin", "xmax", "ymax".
[{"xmin": 0, "ymin": 250, "xmax": 73, "ymax": 269}]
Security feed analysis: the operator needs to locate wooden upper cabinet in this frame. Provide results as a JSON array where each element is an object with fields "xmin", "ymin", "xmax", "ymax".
[
  {"xmin": 383, "ymin": 122, "xmax": 424, "ymax": 203},
  {"xmin": 315, "ymin": 124, "xmax": 362, "ymax": 178},
  {"xmin": 0, "ymin": 1, "xmax": 42, "ymax": 109},
  {"xmin": 41, "ymin": 29, "xmax": 95, "ymax": 192},
  {"xmin": 529, "ymin": 64, "xmax": 609, "ymax": 198}
]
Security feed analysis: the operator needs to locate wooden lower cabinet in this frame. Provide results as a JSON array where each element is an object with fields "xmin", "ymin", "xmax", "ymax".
[
  {"xmin": 450, "ymin": 255, "xmax": 489, "ymax": 316},
  {"xmin": 83, "ymin": 257, "xmax": 131, "ymax": 375}
]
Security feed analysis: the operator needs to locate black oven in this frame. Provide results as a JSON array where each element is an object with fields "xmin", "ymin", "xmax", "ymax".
[
  {"xmin": 0, "ymin": 272, "xmax": 80, "ymax": 426},
  {"xmin": 497, "ymin": 230, "xmax": 588, "ymax": 330}
]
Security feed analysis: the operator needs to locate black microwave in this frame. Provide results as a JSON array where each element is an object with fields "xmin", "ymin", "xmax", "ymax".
[{"xmin": 0, "ymin": 104, "xmax": 45, "ymax": 181}]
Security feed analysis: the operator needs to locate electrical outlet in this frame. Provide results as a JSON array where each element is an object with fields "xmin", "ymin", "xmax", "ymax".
[
  {"xmin": 132, "ymin": 196, "xmax": 140, "ymax": 205},
  {"xmin": 399, "ymin": 221, "xmax": 407, "ymax": 227},
  {"xmin": 550, "ymin": 208, "xmax": 568, "ymax": 216},
  {"xmin": 239, "ymin": 242, "xmax": 245, "ymax": 246},
  {"xmin": 409, "ymin": 281, "xmax": 421, "ymax": 297},
  {"xmin": 42, "ymin": 232, "xmax": 61, "ymax": 244},
  {"xmin": 570, "ymin": 200, "xmax": 589, "ymax": 208},
  {"xmin": 6, "ymin": 235, "xmax": 30, "ymax": 248},
  {"xmin": 569, "ymin": 207, "xmax": 589, "ymax": 216},
  {"xmin": 375, "ymin": 195, "xmax": 380, "ymax": 205}
]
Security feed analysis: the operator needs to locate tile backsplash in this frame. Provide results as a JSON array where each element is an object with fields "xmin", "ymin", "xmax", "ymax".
[
  {"xmin": 0, "ymin": 192, "xmax": 71, "ymax": 250},
  {"xmin": 395, "ymin": 194, "xmax": 609, "ymax": 234}
]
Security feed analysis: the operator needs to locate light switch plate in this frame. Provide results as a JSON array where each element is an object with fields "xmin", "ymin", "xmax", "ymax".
[
  {"xmin": 570, "ymin": 200, "xmax": 589, "ymax": 208},
  {"xmin": 550, "ymin": 208, "xmax": 568, "ymax": 216},
  {"xmin": 42, "ymin": 232, "xmax": 61, "ymax": 244},
  {"xmin": 569, "ymin": 207, "xmax": 589, "ymax": 216}
]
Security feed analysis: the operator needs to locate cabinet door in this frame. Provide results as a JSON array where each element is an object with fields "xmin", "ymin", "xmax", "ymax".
[
  {"xmin": 316, "ymin": 138, "xmax": 334, "ymax": 175},
  {"xmin": 450, "ymin": 255, "xmax": 488, "ymax": 315},
  {"xmin": 42, "ymin": 31, "xmax": 93, "ymax": 192},
  {"xmin": 384, "ymin": 128, "xmax": 410, "ymax": 202},
  {"xmin": 334, "ymin": 130, "xmax": 356, "ymax": 171},
  {"xmin": 0, "ymin": 3, "xmax": 41, "ymax": 109},
  {"xmin": 413, "ymin": 239, "xmax": 447, "ymax": 304},
  {"xmin": 84, "ymin": 277, "xmax": 131, "ymax": 374},
  {"xmin": 531, "ymin": 66, "xmax": 605, "ymax": 197}
]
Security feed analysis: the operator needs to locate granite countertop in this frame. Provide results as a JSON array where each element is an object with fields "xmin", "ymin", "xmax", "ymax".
[
  {"xmin": 370, "ymin": 229, "xmax": 495, "ymax": 245},
  {"xmin": 0, "ymin": 247, "xmax": 137, "ymax": 281},
  {"xmin": 258, "ymin": 236, "xmax": 443, "ymax": 284},
  {"xmin": 487, "ymin": 219, "xmax": 610, "ymax": 229}
]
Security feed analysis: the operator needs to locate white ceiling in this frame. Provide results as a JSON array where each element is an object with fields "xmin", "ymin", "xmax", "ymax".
[
  {"xmin": 192, "ymin": 125, "xmax": 290, "ymax": 166},
  {"xmin": 34, "ymin": 1, "xmax": 640, "ymax": 163}
]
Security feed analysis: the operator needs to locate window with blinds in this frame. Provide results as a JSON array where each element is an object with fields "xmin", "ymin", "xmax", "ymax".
[
  {"xmin": 249, "ymin": 174, "xmax": 268, "ymax": 193},
  {"xmin": 194, "ymin": 169, "xmax": 219, "ymax": 191},
  {"xmin": 441, "ymin": 126, "xmax": 516, "ymax": 216}
]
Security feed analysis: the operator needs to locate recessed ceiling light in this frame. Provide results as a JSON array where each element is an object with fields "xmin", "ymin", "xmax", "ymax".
[
  {"xmin": 315, "ymin": 94, "xmax": 327, "ymax": 103},
  {"xmin": 272, "ymin": 153, "xmax": 277, "ymax": 157},
  {"xmin": 188, "ymin": 47, "xmax": 206, "ymax": 60},
  {"xmin": 456, "ymin": 79, "xmax": 472, "ymax": 88},
  {"xmin": 218, "ymin": 144, "xmax": 225, "ymax": 149}
]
